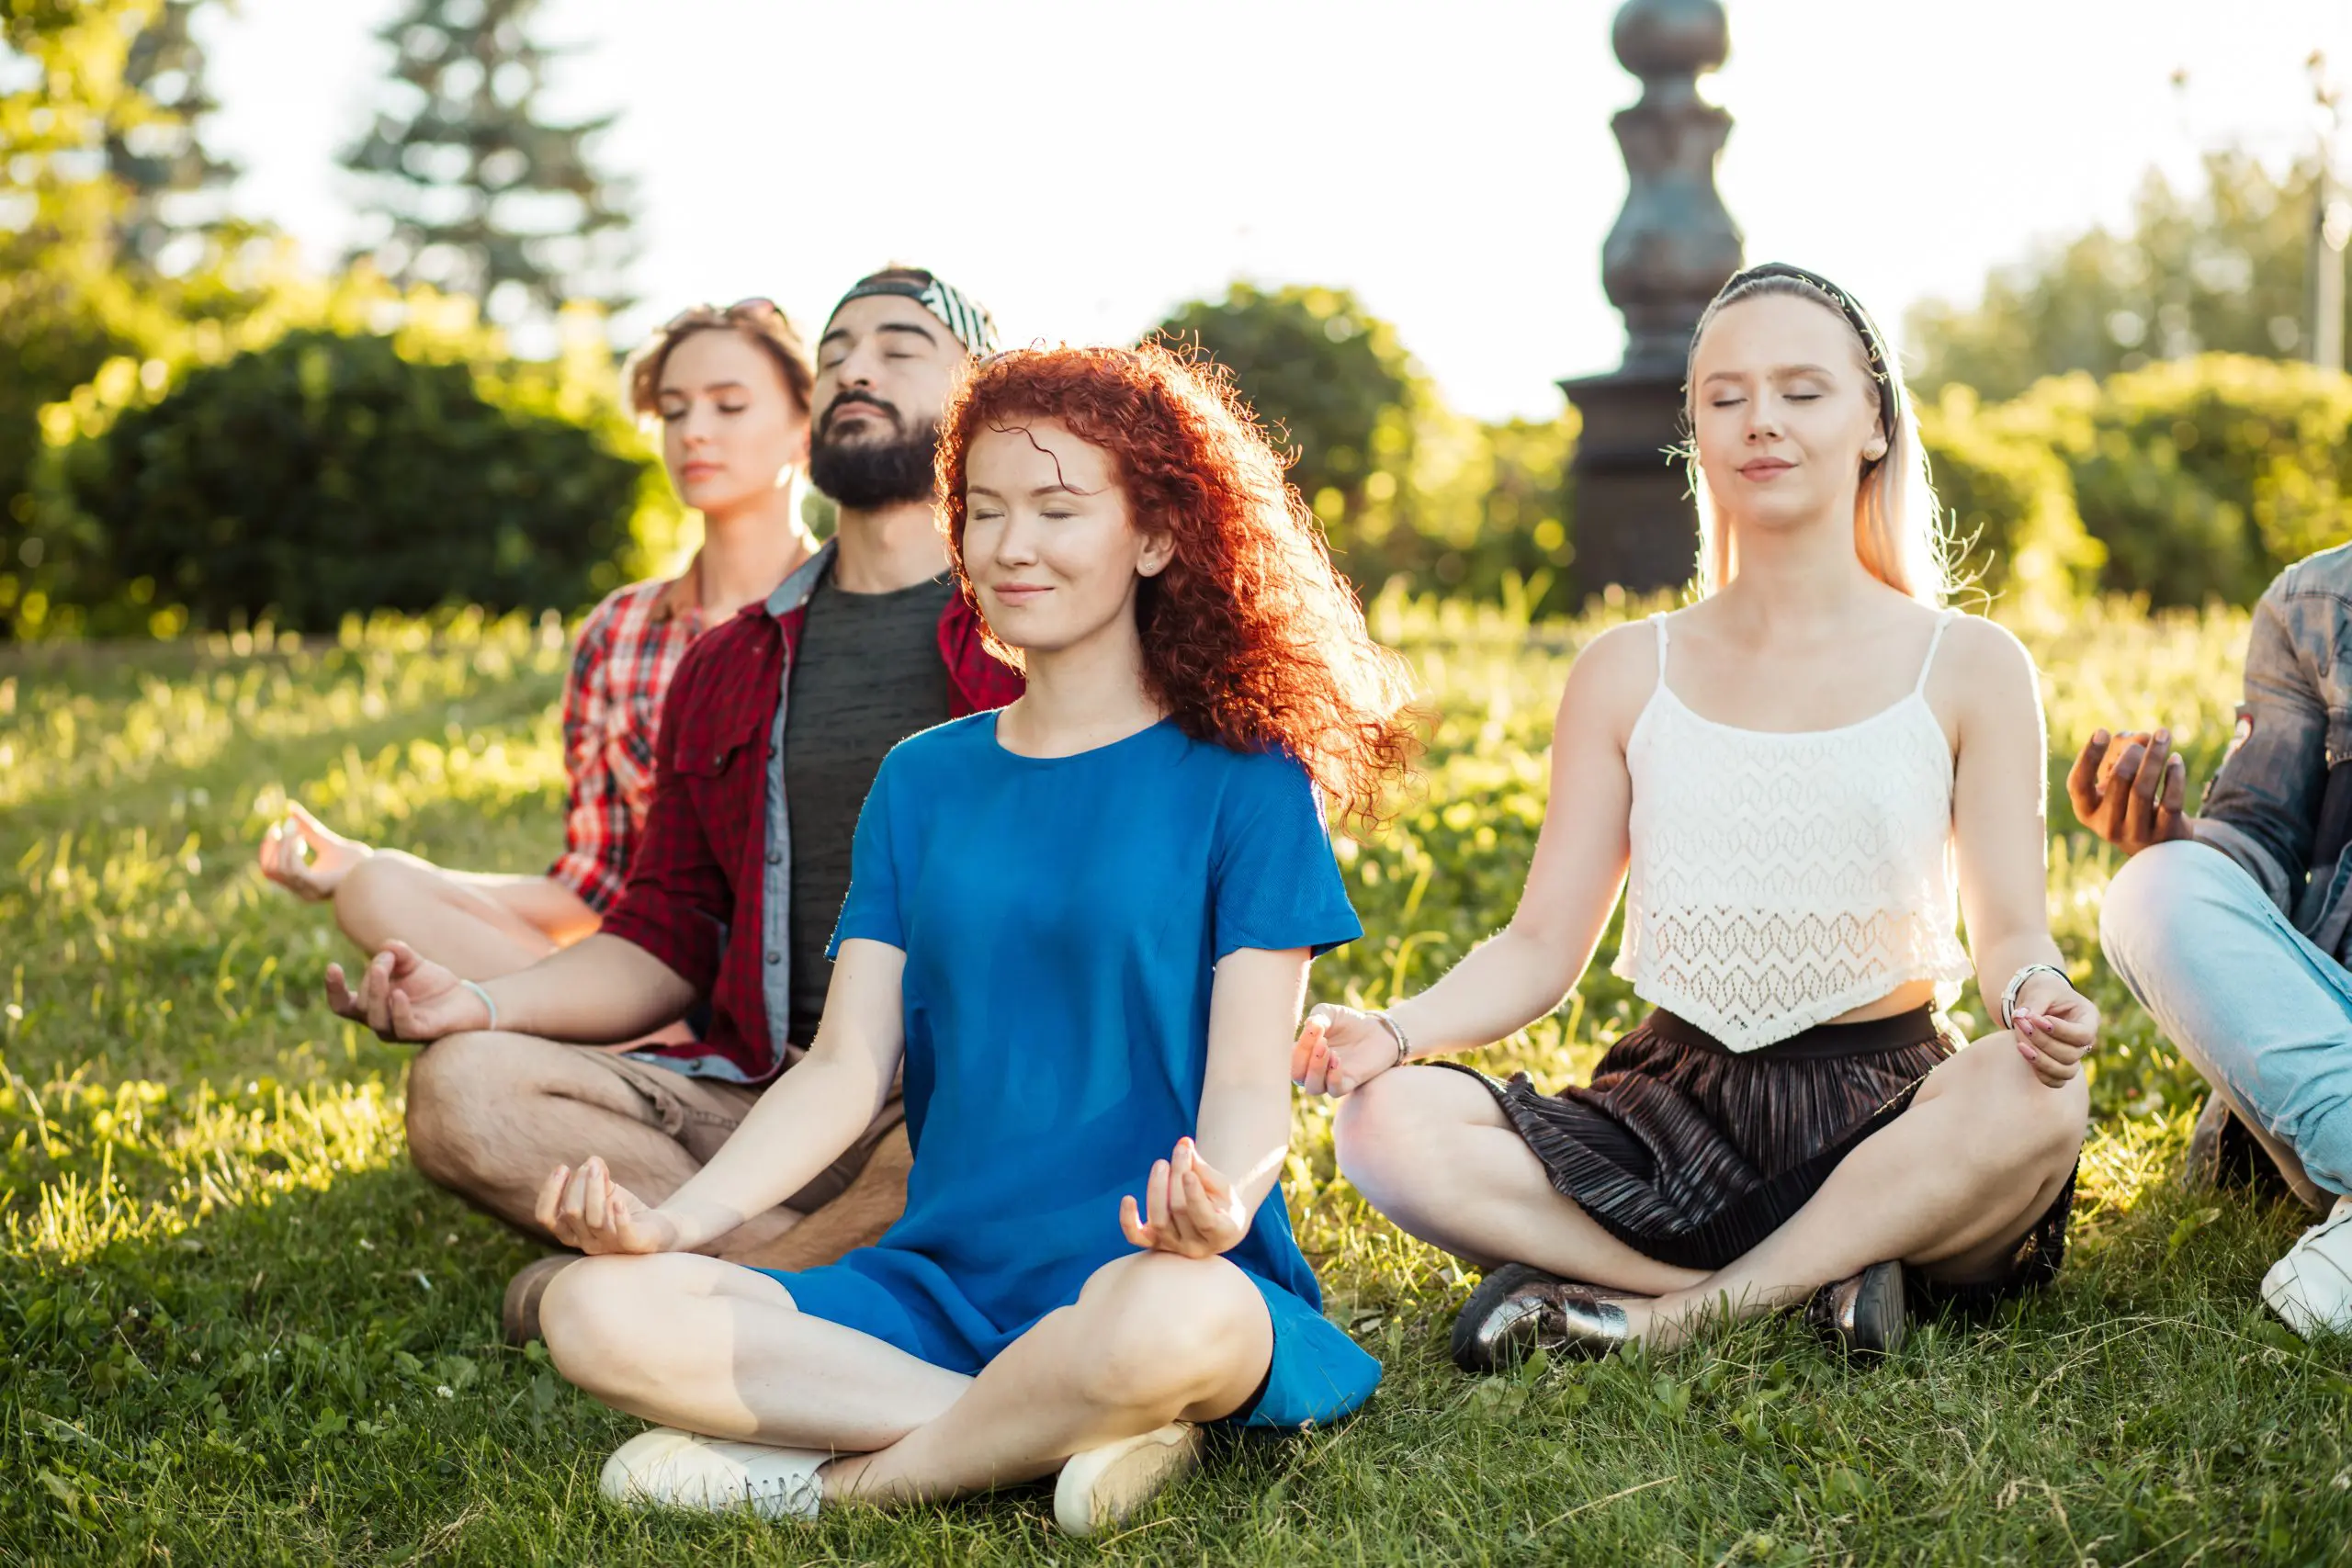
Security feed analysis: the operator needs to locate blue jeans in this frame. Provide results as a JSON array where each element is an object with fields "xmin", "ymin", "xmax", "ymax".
[{"xmin": 2100, "ymin": 840, "xmax": 2352, "ymax": 1209}]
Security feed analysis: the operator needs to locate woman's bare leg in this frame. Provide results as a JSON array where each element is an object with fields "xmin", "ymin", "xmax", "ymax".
[
  {"xmin": 333, "ymin": 852, "xmax": 569, "ymax": 978},
  {"xmin": 1334, "ymin": 1065, "xmax": 1708, "ymax": 1296},
  {"xmin": 541, "ymin": 1253, "xmax": 968, "ymax": 1450},
  {"xmin": 827, "ymin": 1251, "xmax": 1272, "ymax": 1505},
  {"xmin": 1620, "ymin": 1032, "xmax": 2087, "ymax": 1348},
  {"xmin": 542, "ymin": 1248, "xmax": 1273, "ymax": 1506}
]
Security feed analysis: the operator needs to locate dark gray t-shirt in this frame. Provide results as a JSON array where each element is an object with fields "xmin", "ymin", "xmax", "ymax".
[{"xmin": 783, "ymin": 570, "xmax": 956, "ymax": 1045}]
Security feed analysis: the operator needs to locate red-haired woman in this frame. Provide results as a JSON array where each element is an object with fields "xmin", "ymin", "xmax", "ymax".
[
  {"xmin": 256, "ymin": 302, "xmax": 817, "ymax": 986},
  {"xmin": 526, "ymin": 344, "xmax": 1416, "ymax": 1534}
]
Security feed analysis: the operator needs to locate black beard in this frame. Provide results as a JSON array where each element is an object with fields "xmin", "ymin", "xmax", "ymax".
[{"xmin": 809, "ymin": 419, "xmax": 941, "ymax": 510}]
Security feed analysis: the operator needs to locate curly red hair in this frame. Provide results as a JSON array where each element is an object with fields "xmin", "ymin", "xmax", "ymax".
[{"xmin": 937, "ymin": 343, "xmax": 1419, "ymax": 822}]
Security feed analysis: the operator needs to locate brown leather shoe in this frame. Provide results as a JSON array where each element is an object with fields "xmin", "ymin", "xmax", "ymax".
[
  {"xmin": 1805, "ymin": 1260, "xmax": 1906, "ymax": 1359},
  {"xmin": 1450, "ymin": 1263, "xmax": 1631, "ymax": 1374},
  {"xmin": 502, "ymin": 1253, "xmax": 580, "ymax": 1347}
]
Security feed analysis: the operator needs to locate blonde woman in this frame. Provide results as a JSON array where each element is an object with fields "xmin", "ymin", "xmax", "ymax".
[
  {"xmin": 1297, "ymin": 264, "xmax": 2092, "ymax": 1364},
  {"xmin": 260, "ymin": 300, "xmax": 818, "ymax": 983}
]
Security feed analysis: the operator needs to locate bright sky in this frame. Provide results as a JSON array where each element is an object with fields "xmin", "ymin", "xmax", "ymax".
[{"xmin": 201, "ymin": 0, "xmax": 2352, "ymax": 421}]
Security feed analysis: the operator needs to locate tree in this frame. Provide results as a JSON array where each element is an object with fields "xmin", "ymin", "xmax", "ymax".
[
  {"xmin": 1152, "ymin": 282, "xmax": 1577, "ymax": 611},
  {"xmin": 107, "ymin": 0, "xmax": 242, "ymax": 277},
  {"xmin": 1154, "ymin": 283, "xmax": 1419, "ymax": 528},
  {"xmin": 1907, "ymin": 150, "xmax": 2318, "ymax": 401},
  {"xmin": 341, "ymin": 0, "xmax": 638, "ymax": 330},
  {"xmin": 0, "ymin": 0, "xmax": 157, "ymax": 599}
]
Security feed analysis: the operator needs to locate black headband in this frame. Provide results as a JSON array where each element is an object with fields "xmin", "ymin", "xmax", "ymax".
[{"xmin": 1714, "ymin": 262, "xmax": 1899, "ymax": 443}]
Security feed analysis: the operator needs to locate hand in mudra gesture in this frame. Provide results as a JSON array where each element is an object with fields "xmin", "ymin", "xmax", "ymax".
[
  {"xmin": 2066, "ymin": 727, "xmax": 2192, "ymax": 856},
  {"xmin": 256, "ymin": 801, "xmax": 371, "ymax": 901},
  {"xmin": 535, "ymin": 1155, "xmax": 684, "ymax": 1255},
  {"xmin": 1289, "ymin": 1004, "xmax": 1398, "ymax": 1098},
  {"xmin": 1119, "ymin": 1137, "xmax": 1248, "ymax": 1258},
  {"xmin": 322, "ymin": 941, "xmax": 487, "ymax": 1043},
  {"xmin": 2009, "ymin": 973, "xmax": 2102, "ymax": 1089}
]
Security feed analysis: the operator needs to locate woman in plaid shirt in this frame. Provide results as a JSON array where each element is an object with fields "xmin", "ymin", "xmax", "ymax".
[{"xmin": 257, "ymin": 300, "xmax": 820, "ymax": 987}]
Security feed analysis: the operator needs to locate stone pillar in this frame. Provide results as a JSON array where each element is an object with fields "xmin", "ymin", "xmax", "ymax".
[{"xmin": 1560, "ymin": 0, "xmax": 1744, "ymax": 595}]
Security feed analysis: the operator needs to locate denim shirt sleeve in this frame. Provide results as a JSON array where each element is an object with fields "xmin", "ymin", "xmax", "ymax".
[{"xmin": 2196, "ymin": 571, "xmax": 2329, "ymax": 913}]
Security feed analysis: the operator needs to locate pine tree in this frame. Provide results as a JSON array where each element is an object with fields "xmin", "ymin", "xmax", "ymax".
[
  {"xmin": 107, "ymin": 0, "xmax": 243, "ymax": 276},
  {"xmin": 340, "ymin": 0, "xmax": 637, "ymax": 329}
]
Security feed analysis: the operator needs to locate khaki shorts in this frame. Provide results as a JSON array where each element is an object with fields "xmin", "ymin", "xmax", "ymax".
[{"xmin": 586, "ymin": 1052, "xmax": 905, "ymax": 1215}]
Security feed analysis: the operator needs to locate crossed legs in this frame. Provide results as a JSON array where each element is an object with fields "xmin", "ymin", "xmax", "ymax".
[
  {"xmin": 1338, "ymin": 1032, "xmax": 2086, "ymax": 1349},
  {"xmin": 538, "ymin": 1249, "xmax": 1272, "ymax": 1506},
  {"xmin": 402, "ymin": 1032, "xmax": 899, "ymax": 1261}
]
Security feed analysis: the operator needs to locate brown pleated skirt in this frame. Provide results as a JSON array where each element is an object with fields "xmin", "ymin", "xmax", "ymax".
[{"xmin": 1440, "ymin": 1006, "xmax": 2073, "ymax": 1312}]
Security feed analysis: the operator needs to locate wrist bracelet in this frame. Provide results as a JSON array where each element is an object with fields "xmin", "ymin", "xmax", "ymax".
[
  {"xmin": 459, "ymin": 978, "xmax": 499, "ymax": 1032},
  {"xmin": 1369, "ymin": 1009, "xmax": 1411, "ymax": 1069},
  {"xmin": 1999, "ymin": 964, "xmax": 2069, "ymax": 1031}
]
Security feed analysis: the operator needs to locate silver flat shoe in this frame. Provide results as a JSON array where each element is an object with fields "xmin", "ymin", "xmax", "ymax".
[
  {"xmin": 1805, "ymin": 1260, "xmax": 1906, "ymax": 1359},
  {"xmin": 1450, "ymin": 1263, "xmax": 1631, "ymax": 1374}
]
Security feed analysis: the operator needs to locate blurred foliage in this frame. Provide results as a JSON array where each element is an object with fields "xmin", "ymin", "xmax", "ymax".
[
  {"xmin": 0, "ymin": 0, "xmax": 679, "ymax": 641},
  {"xmin": 1908, "ymin": 151, "xmax": 2320, "ymax": 402},
  {"xmin": 342, "ymin": 0, "xmax": 638, "ymax": 330},
  {"xmin": 15, "ymin": 287, "xmax": 672, "ymax": 637},
  {"xmin": 107, "ymin": 0, "xmax": 246, "ymax": 275},
  {"xmin": 0, "ymin": 0, "xmax": 277, "ymax": 626},
  {"xmin": 1156, "ymin": 282, "xmax": 1415, "ymax": 528},
  {"xmin": 2036, "ymin": 355, "xmax": 2352, "ymax": 607},
  {"xmin": 1937, "ymin": 355, "xmax": 2352, "ymax": 610},
  {"xmin": 1156, "ymin": 281, "xmax": 1578, "ymax": 614},
  {"xmin": 1917, "ymin": 387, "xmax": 2105, "ymax": 610}
]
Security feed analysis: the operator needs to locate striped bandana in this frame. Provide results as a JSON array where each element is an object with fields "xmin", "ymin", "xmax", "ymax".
[{"xmin": 828, "ymin": 272, "xmax": 999, "ymax": 357}]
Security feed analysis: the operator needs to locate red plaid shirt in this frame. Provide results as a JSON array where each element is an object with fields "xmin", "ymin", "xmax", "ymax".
[
  {"xmin": 547, "ymin": 570, "xmax": 712, "ymax": 913},
  {"xmin": 600, "ymin": 552, "xmax": 1023, "ymax": 1085}
]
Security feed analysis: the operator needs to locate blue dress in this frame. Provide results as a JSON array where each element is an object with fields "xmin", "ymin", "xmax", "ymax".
[{"xmin": 750, "ymin": 713, "xmax": 1380, "ymax": 1428}]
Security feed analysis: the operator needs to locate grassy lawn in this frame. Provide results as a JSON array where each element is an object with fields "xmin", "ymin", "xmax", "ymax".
[{"xmin": 4, "ymin": 594, "xmax": 2349, "ymax": 1565}]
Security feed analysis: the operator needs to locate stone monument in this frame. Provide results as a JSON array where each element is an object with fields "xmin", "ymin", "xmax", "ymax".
[{"xmin": 1560, "ymin": 0, "xmax": 1745, "ymax": 594}]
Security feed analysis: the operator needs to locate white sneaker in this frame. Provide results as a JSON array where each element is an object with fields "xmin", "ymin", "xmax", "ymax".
[
  {"xmin": 597, "ymin": 1427, "xmax": 830, "ymax": 1519},
  {"xmin": 1052, "ymin": 1422, "xmax": 1204, "ymax": 1538},
  {"xmin": 2261, "ymin": 1195, "xmax": 2352, "ymax": 1339}
]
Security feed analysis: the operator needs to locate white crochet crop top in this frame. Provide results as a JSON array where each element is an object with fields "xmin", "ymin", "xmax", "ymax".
[{"xmin": 1611, "ymin": 611, "xmax": 1974, "ymax": 1052}]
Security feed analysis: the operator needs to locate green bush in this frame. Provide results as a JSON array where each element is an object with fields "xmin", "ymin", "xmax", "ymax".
[
  {"xmin": 1153, "ymin": 281, "xmax": 1578, "ymax": 614},
  {"xmin": 27, "ymin": 324, "xmax": 648, "ymax": 634},
  {"xmin": 2032, "ymin": 355, "xmax": 2352, "ymax": 606},
  {"xmin": 1917, "ymin": 385, "xmax": 2103, "ymax": 609},
  {"xmin": 1352, "ymin": 407, "xmax": 1577, "ymax": 611}
]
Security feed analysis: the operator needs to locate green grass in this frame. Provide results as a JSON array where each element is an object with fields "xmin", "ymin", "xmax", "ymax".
[{"xmin": 5, "ymin": 595, "xmax": 2350, "ymax": 1565}]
